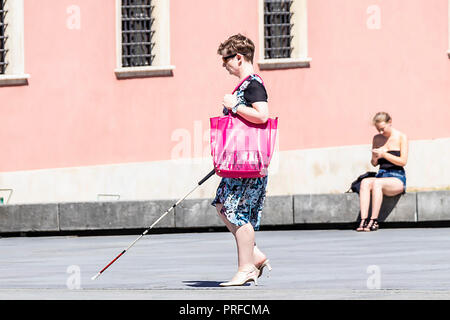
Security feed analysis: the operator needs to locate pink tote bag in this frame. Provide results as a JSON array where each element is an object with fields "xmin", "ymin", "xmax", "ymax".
[{"xmin": 210, "ymin": 115, "xmax": 278, "ymax": 178}]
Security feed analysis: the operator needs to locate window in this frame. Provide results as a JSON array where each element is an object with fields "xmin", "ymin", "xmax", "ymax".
[
  {"xmin": 258, "ymin": 0, "xmax": 311, "ymax": 70},
  {"xmin": 115, "ymin": 0, "xmax": 174, "ymax": 79},
  {"xmin": 121, "ymin": 0, "xmax": 155, "ymax": 68},
  {"xmin": 263, "ymin": 0, "xmax": 293, "ymax": 59},
  {"xmin": 0, "ymin": 0, "xmax": 29, "ymax": 86},
  {"xmin": 0, "ymin": 0, "xmax": 7, "ymax": 74}
]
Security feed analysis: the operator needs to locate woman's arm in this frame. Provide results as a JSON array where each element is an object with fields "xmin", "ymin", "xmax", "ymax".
[
  {"xmin": 234, "ymin": 101, "xmax": 269, "ymax": 124},
  {"xmin": 222, "ymin": 94, "xmax": 269, "ymax": 124}
]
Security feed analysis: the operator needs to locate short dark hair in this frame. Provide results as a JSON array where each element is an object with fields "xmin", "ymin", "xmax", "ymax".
[{"xmin": 217, "ymin": 34, "xmax": 255, "ymax": 63}]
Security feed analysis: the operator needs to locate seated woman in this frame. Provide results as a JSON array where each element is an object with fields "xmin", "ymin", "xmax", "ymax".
[{"xmin": 356, "ymin": 112, "xmax": 408, "ymax": 232}]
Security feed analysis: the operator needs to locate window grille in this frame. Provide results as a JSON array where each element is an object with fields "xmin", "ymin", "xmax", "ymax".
[
  {"xmin": 0, "ymin": 0, "xmax": 7, "ymax": 74},
  {"xmin": 121, "ymin": 0, "xmax": 155, "ymax": 68},
  {"xmin": 264, "ymin": 0, "xmax": 294, "ymax": 59}
]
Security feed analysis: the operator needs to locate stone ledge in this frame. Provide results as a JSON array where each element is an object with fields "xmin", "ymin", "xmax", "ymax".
[
  {"xmin": 378, "ymin": 193, "xmax": 417, "ymax": 222},
  {"xmin": 0, "ymin": 203, "xmax": 59, "ymax": 232},
  {"xmin": 175, "ymin": 199, "xmax": 222, "ymax": 228},
  {"xmin": 0, "ymin": 191, "xmax": 449, "ymax": 234},
  {"xmin": 58, "ymin": 200, "xmax": 175, "ymax": 231},
  {"xmin": 261, "ymin": 195, "xmax": 294, "ymax": 226},
  {"xmin": 294, "ymin": 193, "xmax": 360, "ymax": 224},
  {"xmin": 294, "ymin": 192, "xmax": 418, "ymax": 224},
  {"xmin": 417, "ymin": 191, "xmax": 450, "ymax": 221}
]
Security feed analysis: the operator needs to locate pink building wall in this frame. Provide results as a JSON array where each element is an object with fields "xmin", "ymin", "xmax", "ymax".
[{"xmin": 1, "ymin": 0, "xmax": 449, "ymax": 175}]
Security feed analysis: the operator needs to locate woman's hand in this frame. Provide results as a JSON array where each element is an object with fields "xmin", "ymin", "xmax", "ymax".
[
  {"xmin": 222, "ymin": 93, "xmax": 238, "ymax": 110},
  {"xmin": 222, "ymin": 94, "xmax": 269, "ymax": 124},
  {"xmin": 371, "ymin": 147, "xmax": 386, "ymax": 166},
  {"xmin": 372, "ymin": 147, "xmax": 386, "ymax": 159}
]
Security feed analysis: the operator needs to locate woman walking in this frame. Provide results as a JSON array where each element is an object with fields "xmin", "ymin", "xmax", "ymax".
[
  {"xmin": 212, "ymin": 34, "xmax": 272, "ymax": 286},
  {"xmin": 356, "ymin": 112, "xmax": 408, "ymax": 232}
]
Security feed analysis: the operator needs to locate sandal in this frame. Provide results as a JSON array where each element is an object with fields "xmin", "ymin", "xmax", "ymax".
[
  {"xmin": 364, "ymin": 219, "xmax": 379, "ymax": 232},
  {"xmin": 356, "ymin": 219, "xmax": 367, "ymax": 232}
]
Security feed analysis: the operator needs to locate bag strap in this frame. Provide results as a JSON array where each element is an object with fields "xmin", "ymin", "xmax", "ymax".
[{"xmin": 232, "ymin": 74, "xmax": 264, "ymax": 94}]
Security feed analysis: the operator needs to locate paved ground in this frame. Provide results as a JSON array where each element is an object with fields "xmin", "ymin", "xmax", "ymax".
[{"xmin": 1, "ymin": 227, "xmax": 450, "ymax": 300}]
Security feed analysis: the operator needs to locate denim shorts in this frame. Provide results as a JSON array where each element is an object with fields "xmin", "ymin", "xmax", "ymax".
[{"xmin": 376, "ymin": 169, "xmax": 406, "ymax": 193}]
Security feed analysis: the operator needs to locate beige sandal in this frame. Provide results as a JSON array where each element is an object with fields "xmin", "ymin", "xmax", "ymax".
[
  {"xmin": 257, "ymin": 259, "xmax": 272, "ymax": 278},
  {"xmin": 219, "ymin": 265, "xmax": 259, "ymax": 287}
]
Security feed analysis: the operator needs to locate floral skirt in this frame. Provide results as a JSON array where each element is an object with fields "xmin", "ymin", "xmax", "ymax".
[{"xmin": 211, "ymin": 176, "xmax": 268, "ymax": 231}]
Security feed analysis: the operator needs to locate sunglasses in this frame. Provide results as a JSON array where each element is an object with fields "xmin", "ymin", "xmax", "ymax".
[{"xmin": 222, "ymin": 53, "xmax": 237, "ymax": 63}]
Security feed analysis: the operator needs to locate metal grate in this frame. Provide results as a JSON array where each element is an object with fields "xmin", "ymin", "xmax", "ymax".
[
  {"xmin": 121, "ymin": 0, "xmax": 155, "ymax": 68},
  {"xmin": 0, "ymin": 0, "xmax": 8, "ymax": 74},
  {"xmin": 264, "ymin": 0, "xmax": 293, "ymax": 59}
]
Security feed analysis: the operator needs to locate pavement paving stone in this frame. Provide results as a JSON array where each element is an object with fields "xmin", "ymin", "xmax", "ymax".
[{"xmin": 1, "ymin": 228, "xmax": 450, "ymax": 299}]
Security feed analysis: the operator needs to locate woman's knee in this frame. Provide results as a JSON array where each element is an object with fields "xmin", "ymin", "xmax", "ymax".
[
  {"xmin": 372, "ymin": 179, "xmax": 384, "ymax": 190},
  {"xmin": 360, "ymin": 178, "xmax": 374, "ymax": 191}
]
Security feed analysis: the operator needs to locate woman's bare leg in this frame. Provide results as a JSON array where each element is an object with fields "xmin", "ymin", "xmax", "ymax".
[
  {"xmin": 357, "ymin": 178, "xmax": 376, "ymax": 230},
  {"xmin": 216, "ymin": 204, "xmax": 265, "ymax": 268},
  {"xmin": 234, "ymin": 223, "xmax": 256, "ymax": 269},
  {"xmin": 252, "ymin": 245, "xmax": 267, "ymax": 267},
  {"xmin": 215, "ymin": 204, "xmax": 236, "ymax": 235},
  {"xmin": 363, "ymin": 178, "xmax": 404, "ymax": 231},
  {"xmin": 359, "ymin": 178, "xmax": 376, "ymax": 220},
  {"xmin": 370, "ymin": 178, "xmax": 404, "ymax": 220}
]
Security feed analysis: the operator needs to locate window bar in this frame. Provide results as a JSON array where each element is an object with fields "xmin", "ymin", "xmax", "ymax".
[
  {"xmin": 121, "ymin": 0, "xmax": 155, "ymax": 68},
  {"xmin": 264, "ymin": 0, "xmax": 294, "ymax": 59},
  {"xmin": 0, "ymin": 0, "xmax": 8, "ymax": 74}
]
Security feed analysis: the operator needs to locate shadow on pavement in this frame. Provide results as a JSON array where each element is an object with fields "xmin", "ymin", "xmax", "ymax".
[{"xmin": 183, "ymin": 280, "xmax": 251, "ymax": 287}]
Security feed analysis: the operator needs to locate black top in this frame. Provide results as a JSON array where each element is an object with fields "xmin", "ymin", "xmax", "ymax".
[
  {"xmin": 223, "ymin": 75, "xmax": 268, "ymax": 115},
  {"xmin": 243, "ymin": 79, "xmax": 268, "ymax": 104},
  {"xmin": 378, "ymin": 150, "xmax": 404, "ymax": 171}
]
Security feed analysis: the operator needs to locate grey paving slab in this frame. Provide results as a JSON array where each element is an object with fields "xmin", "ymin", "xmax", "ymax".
[{"xmin": 1, "ymin": 228, "xmax": 450, "ymax": 299}]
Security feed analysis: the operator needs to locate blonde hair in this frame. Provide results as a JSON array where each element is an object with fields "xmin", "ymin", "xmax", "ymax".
[{"xmin": 372, "ymin": 112, "xmax": 392, "ymax": 124}]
